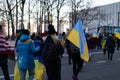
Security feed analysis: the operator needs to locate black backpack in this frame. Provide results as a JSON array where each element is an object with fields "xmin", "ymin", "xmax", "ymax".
[
  {"xmin": 70, "ymin": 42, "xmax": 79, "ymax": 53},
  {"xmin": 41, "ymin": 36, "xmax": 59, "ymax": 62}
]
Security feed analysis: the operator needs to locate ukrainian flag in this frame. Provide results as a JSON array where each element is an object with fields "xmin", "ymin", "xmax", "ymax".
[
  {"xmin": 14, "ymin": 60, "xmax": 45, "ymax": 80},
  {"xmin": 115, "ymin": 28, "xmax": 120, "ymax": 39},
  {"xmin": 14, "ymin": 41, "xmax": 45, "ymax": 80},
  {"xmin": 92, "ymin": 32, "xmax": 99, "ymax": 38},
  {"xmin": 67, "ymin": 19, "xmax": 89, "ymax": 62}
]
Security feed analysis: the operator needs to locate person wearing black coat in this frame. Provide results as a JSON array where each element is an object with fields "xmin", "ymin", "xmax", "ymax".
[
  {"xmin": 42, "ymin": 25, "xmax": 64, "ymax": 80},
  {"xmin": 106, "ymin": 34, "xmax": 115, "ymax": 60}
]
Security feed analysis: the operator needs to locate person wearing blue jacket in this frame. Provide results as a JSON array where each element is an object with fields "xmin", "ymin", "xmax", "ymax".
[{"xmin": 16, "ymin": 29, "xmax": 40, "ymax": 80}]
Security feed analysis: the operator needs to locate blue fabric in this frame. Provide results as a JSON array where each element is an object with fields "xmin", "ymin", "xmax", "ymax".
[
  {"xmin": 58, "ymin": 34, "xmax": 63, "ymax": 39},
  {"xmin": 16, "ymin": 34, "xmax": 40, "ymax": 70},
  {"xmin": 33, "ymin": 41, "xmax": 44, "ymax": 65},
  {"xmin": 116, "ymin": 28, "xmax": 120, "ymax": 33}
]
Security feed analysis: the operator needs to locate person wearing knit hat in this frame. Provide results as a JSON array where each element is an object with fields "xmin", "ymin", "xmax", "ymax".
[
  {"xmin": 48, "ymin": 24, "xmax": 56, "ymax": 35},
  {"xmin": 42, "ymin": 24, "xmax": 64, "ymax": 80}
]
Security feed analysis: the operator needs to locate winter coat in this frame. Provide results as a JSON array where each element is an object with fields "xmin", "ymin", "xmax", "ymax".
[
  {"xmin": 106, "ymin": 36, "xmax": 115, "ymax": 53},
  {"xmin": 16, "ymin": 34, "xmax": 40, "ymax": 70},
  {"xmin": 87, "ymin": 37, "xmax": 98, "ymax": 49}
]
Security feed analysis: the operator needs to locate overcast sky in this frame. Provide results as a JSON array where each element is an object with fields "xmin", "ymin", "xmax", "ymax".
[{"xmin": 93, "ymin": 0, "xmax": 120, "ymax": 6}]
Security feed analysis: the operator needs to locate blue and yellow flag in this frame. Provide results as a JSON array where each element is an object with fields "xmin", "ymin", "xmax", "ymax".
[
  {"xmin": 67, "ymin": 19, "xmax": 89, "ymax": 62},
  {"xmin": 92, "ymin": 32, "xmax": 99, "ymax": 38},
  {"xmin": 115, "ymin": 28, "xmax": 120, "ymax": 39},
  {"xmin": 14, "ymin": 60, "xmax": 45, "ymax": 80},
  {"xmin": 14, "ymin": 41, "xmax": 45, "ymax": 80}
]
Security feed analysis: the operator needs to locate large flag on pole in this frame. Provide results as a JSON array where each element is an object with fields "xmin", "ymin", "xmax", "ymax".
[
  {"xmin": 67, "ymin": 19, "xmax": 89, "ymax": 62},
  {"xmin": 97, "ymin": 21, "xmax": 101, "ymax": 32}
]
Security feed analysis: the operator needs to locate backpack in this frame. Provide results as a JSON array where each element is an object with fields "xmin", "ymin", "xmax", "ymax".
[
  {"xmin": 41, "ymin": 36, "xmax": 59, "ymax": 62},
  {"xmin": 70, "ymin": 42, "xmax": 79, "ymax": 53}
]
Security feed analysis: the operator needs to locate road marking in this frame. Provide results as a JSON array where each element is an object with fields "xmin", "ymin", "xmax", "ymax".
[
  {"xmin": 0, "ymin": 74, "xmax": 14, "ymax": 79},
  {"xmin": 96, "ymin": 60, "xmax": 106, "ymax": 63}
]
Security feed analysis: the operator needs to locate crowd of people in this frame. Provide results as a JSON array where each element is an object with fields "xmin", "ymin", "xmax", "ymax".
[{"xmin": 0, "ymin": 23, "xmax": 120, "ymax": 80}]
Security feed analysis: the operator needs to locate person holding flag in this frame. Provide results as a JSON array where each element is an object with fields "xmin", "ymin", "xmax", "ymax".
[
  {"xmin": 67, "ymin": 19, "xmax": 89, "ymax": 80},
  {"xmin": 15, "ymin": 29, "xmax": 40, "ymax": 80}
]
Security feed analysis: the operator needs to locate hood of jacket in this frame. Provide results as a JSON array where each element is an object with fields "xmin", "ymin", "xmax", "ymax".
[{"xmin": 20, "ymin": 34, "xmax": 30, "ymax": 42}]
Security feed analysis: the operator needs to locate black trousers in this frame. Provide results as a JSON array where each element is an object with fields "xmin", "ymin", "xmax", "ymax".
[
  {"xmin": 72, "ymin": 53, "xmax": 84, "ymax": 76},
  {"xmin": 45, "ymin": 60, "xmax": 61, "ymax": 80},
  {"xmin": 108, "ymin": 52, "xmax": 114, "ymax": 60},
  {"xmin": 67, "ymin": 49, "xmax": 72, "ymax": 64},
  {"xmin": 0, "ymin": 54, "xmax": 10, "ymax": 80}
]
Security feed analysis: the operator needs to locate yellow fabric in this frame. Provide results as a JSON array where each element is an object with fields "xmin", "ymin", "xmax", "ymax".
[
  {"xmin": 67, "ymin": 29, "xmax": 79, "ymax": 48},
  {"xmin": 80, "ymin": 42, "xmax": 89, "ymax": 62},
  {"xmin": 14, "ymin": 60, "xmax": 45, "ymax": 80},
  {"xmin": 115, "ymin": 32, "xmax": 120, "ymax": 39},
  {"xmin": 93, "ymin": 34, "xmax": 98, "ymax": 38},
  {"xmin": 67, "ymin": 19, "xmax": 89, "ymax": 62},
  {"xmin": 22, "ymin": 39, "xmax": 31, "ymax": 44},
  {"xmin": 14, "ymin": 62, "xmax": 20, "ymax": 80},
  {"xmin": 59, "ymin": 39, "xmax": 65, "ymax": 47},
  {"xmin": 67, "ymin": 29, "xmax": 89, "ymax": 62},
  {"xmin": 102, "ymin": 40, "xmax": 106, "ymax": 49}
]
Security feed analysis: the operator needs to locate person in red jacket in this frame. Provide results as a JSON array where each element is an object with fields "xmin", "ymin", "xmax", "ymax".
[{"xmin": 0, "ymin": 25, "xmax": 10, "ymax": 80}]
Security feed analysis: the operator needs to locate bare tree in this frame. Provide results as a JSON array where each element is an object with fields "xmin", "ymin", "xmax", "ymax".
[
  {"xmin": 44, "ymin": 0, "xmax": 57, "ymax": 25},
  {"xmin": 69, "ymin": 0, "xmax": 107, "ymax": 28},
  {"xmin": 20, "ymin": 0, "xmax": 26, "ymax": 29},
  {"xmin": 6, "ymin": 0, "xmax": 15, "ymax": 39},
  {"xmin": 69, "ymin": 0, "xmax": 84, "ymax": 26},
  {"xmin": 56, "ymin": 0, "xmax": 66, "ymax": 32}
]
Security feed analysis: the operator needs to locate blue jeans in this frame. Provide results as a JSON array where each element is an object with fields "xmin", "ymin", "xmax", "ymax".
[{"xmin": 19, "ymin": 68, "xmax": 34, "ymax": 80}]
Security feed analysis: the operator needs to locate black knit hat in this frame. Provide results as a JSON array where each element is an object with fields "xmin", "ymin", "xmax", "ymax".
[
  {"xmin": 22, "ymin": 29, "xmax": 30, "ymax": 35},
  {"xmin": 48, "ymin": 25, "xmax": 56, "ymax": 34}
]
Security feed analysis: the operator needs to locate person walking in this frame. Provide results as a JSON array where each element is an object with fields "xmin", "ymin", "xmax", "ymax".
[
  {"xmin": 41, "ymin": 25, "xmax": 64, "ymax": 80},
  {"xmin": 69, "ymin": 42, "xmax": 84, "ymax": 80},
  {"xmin": 101, "ymin": 34, "xmax": 108, "ymax": 55},
  {"xmin": 0, "ymin": 24, "xmax": 10, "ymax": 80},
  {"xmin": 106, "ymin": 34, "xmax": 115, "ymax": 60},
  {"xmin": 65, "ymin": 39, "xmax": 72, "ymax": 64},
  {"xmin": 16, "ymin": 29, "xmax": 40, "ymax": 80}
]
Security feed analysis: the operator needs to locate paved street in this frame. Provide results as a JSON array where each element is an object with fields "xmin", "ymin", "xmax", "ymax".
[{"xmin": 0, "ymin": 41, "xmax": 120, "ymax": 80}]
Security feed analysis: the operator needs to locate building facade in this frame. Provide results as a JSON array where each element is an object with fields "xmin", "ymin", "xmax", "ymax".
[
  {"xmin": 88, "ymin": 2, "xmax": 120, "ymax": 34},
  {"xmin": 69, "ymin": 1, "xmax": 120, "ymax": 34}
]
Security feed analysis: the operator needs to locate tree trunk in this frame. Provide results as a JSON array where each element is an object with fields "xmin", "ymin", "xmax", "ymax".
[
  {"xmin": 16, "ymin": 0, "xmax": 18, "ymax": 30},
  {"xmin": 57, "ymin": 10, "xmax": 60, "ymax": 32}
]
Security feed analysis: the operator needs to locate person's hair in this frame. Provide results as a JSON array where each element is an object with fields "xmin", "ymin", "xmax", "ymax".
[
  {"xmin": 22, "ymin": 29, "xmax": 30, "ymax": 35},
  {"xmin": 48, "ymin": 25, "xmax": 56, "ymax": 34}
]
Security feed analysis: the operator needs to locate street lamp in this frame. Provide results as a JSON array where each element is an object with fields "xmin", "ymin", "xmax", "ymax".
[{"xmin": 118, "ymin": 12, "xmax": 120, "ymax": 27}]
